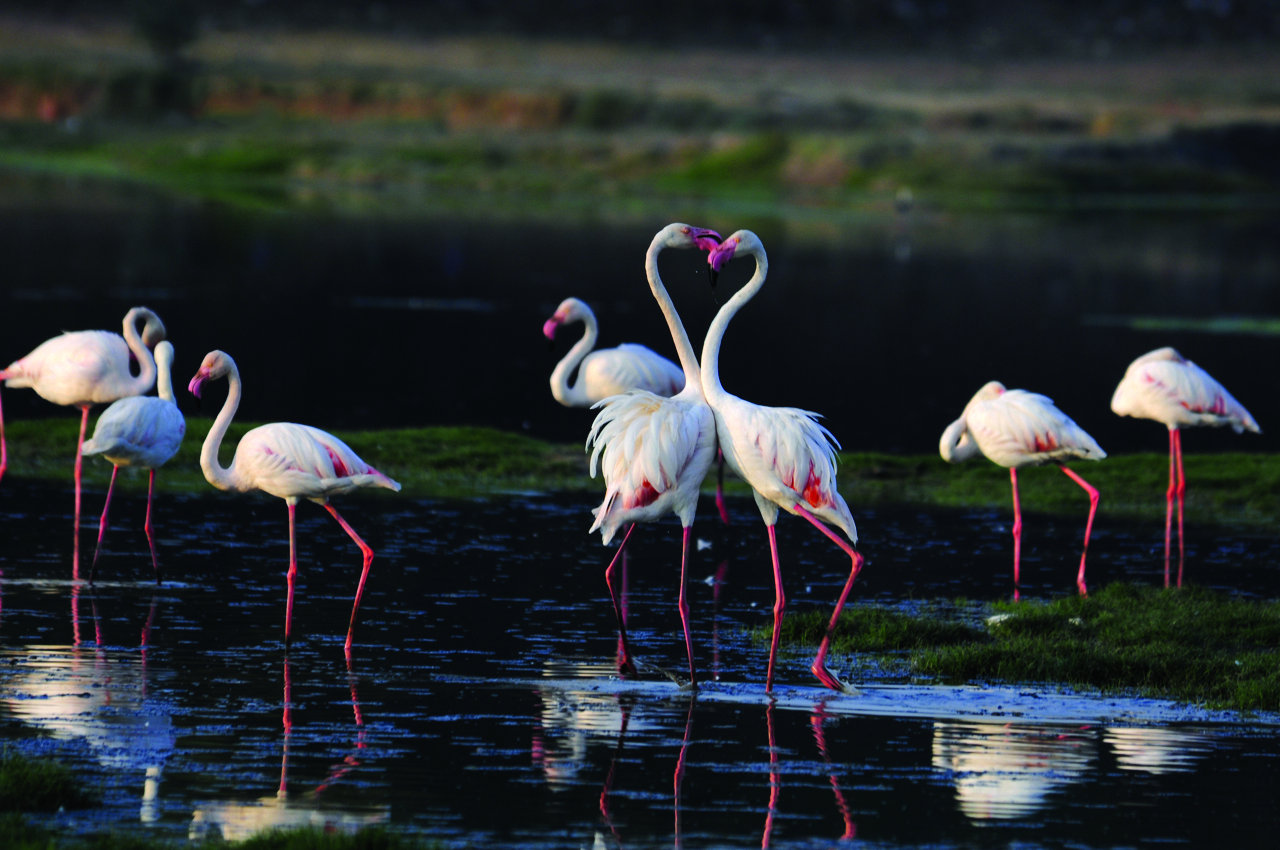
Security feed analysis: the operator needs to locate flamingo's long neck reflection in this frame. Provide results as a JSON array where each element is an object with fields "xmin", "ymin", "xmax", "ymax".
[{"xmin": 811, "ymin": 704, "xmax": 856, "ymax": 840}]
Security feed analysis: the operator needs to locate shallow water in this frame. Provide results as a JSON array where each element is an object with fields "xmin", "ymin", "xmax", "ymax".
[{"xmin": 2, "ymin": 480, "xmax": 1279, "ymax": 848}]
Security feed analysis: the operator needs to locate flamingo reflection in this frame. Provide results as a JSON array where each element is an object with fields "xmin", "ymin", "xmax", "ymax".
[
  {"xmin": 810, "ymin": 704, "xmax": 856, "ymax": 841},
  {"xmin": 673, "ymin": 696, "xmax": 695, "ymax": 850},
  {"xmin": 932, "ymin": 721, "xmax": 1096, "ymax": 820},
  {"xmin": 189, "ymin": 657, "xmax": 383, "ymax": 841},
  {"xmin": 1104, "ymin": 726, "xmax": 1214, "ymax": 775},
  {"xmin": 762, "ymin": 700, "xmax": 779, "ymax": 848}
]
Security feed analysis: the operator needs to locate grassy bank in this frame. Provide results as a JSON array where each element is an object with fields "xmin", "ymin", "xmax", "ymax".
[
  {"xmin": 775, "ymin": 583, "xmax": 1280, "ymax": 712},
  {"xmin": 4, "ymin": 419, "xmax": 1279, "ymax": 525}
]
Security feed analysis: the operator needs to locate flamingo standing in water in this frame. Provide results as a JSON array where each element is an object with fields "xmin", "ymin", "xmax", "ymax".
[
  {"xmin": 1111, "ymin": 347, "xmax": 1260, "ymax": 587},
  {"xmin": 1, "ymin": 307, "xmax": 166, "ymax": 574},
  {"xmin": 700, "ymin": 230, "xmax": 862, "ymax": 693},
  {"xmin": 546, "ymin": 297, "xmax": 732, "ymax": 526},
  {"xmin": 188, "ymin": 350, "xmax": 401, "ymax": 654},
  {"xmin": 83, "ymin": 341, "xmax": 186, "ymax": 585},
  {"xmin": 587, "ymin": 223, "xmax": 722, "ymax": 686},
  {"xmin": 940, "ymin": 382, "xmax": 1106, "ymax": 596}
]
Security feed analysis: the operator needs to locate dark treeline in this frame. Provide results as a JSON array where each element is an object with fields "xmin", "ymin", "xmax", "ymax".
[{"xmin": 5, "ymin": 0, "xmax": 1280, "ymax": 54}]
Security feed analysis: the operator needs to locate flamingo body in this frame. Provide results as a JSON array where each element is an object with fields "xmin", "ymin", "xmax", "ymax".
[{"xmin": 545, "ymin": 297, "xmax": 684, "ymax": 407}]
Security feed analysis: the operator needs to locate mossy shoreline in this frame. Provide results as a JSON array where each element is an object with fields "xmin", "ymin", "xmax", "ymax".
[{"xmin": 3, "ymin": 419, "xmax": 1279, "ymax": 527}]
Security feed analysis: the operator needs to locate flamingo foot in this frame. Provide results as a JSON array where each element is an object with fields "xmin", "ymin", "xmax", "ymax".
[{"xmin": 810, "ymin": 660, "xmax": 859, "ymax": 695}]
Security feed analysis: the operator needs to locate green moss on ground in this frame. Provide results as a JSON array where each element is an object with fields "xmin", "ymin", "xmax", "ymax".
[
  {"xmin": 0, "ymin": 751, "xmax": 98, "ymax": 812},
  {"xmin": 774, "ymin": 584, "xmax": 1280, "ymax": 712}
]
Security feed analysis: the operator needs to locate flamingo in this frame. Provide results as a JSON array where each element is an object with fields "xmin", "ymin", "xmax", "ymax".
[
  {"xmin": 1, "ymin": 307, "xmax": 166, "ymax": 575},
  {"xmin": 940, "ymin": 382, "xmax": 1106, "ymax": 597},
  {"xmin": 546, "ymin": 296, "xmax": 733, "ymax": 525},
  {"xmin": 82, "ymin": 341, "xmax": 186, "ymax": 585},
  {"xmin": 187, "ymin": 350, "xmax": 401, "ymax": 654},
  {"xmin": 700, "ymin": 230, "xmax": 862, "ymax": 693},
  {"xmin": 1111, "ymin": 347, "xmax": 1260, "ymax": 587},
  {"xmin": 586, "ymin": 223, "xmax": 722, "ymax": 686}
]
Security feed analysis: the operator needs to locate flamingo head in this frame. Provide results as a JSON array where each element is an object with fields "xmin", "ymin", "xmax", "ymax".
[
  {"xmin": 125, "ymin": 307, "xmax": 167, "ymax": 348},
  {"xmin": 656, "ymin": 223, "xmax": 721, "ymax": 253},
  {"xmin": 706, "ymin": 230, "xmax": 760, "ymax": 288},
  {"xmin": 188, "ymin": 350, "xmax": 235, "ymax": 398},
  {"xmin": 542, "ymin": 297, "xmax": 588, "ymax": 342}
]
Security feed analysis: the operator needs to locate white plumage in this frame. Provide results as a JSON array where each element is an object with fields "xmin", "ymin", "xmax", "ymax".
[
  {"xmin": 699, "ymin": 229, "xmax": 861, "ymax": 694},
  {"xmin": 545, "ymin": 297, "xmax": 685, "ymax": 407},
  {"xmin": 582, "ymin": 223, "xmax": 722, "ymax": 686},
  {"xmin": 189, "ymin": 350, "xmax": 400, "ymax": 654}
]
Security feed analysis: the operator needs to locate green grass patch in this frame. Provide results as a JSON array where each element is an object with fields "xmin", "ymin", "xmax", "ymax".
[
  {"xmin": 770, "ymin": 584, "xmax": 1280, "ymax": 712},
  {"xmin": 0, "ymin": 751, "xmax": 98, "ymax": 812}
]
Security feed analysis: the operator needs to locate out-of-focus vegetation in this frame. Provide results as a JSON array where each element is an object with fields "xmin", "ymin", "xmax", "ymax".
[{"xmin": 0, "ymin": 5, "xmax": 1278, "ymax": 217}]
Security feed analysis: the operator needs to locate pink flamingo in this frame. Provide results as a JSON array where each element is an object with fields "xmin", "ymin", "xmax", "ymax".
[
  {"xmin": 83, "ymin": 341, "xmax": 186, "ymax": 585},
  {"xmin": 940, "ymin": 381, "xmax": 1106, "ymax": 597},
  {"xmin": 1111, "ymin": 347, "xmax": 1260, "ymax": 587},
  {"xmin": 1, "ymin": 307, "xmax": 166, "ymax": 575},
  {"xmin": 188, "ymin": 350, "xmax": 401, "ymax": 654},
  {"xmin": 547, "ymin": 296, "xmax": 733, "ymax": 526},
  {"xmin": 587, "ymin": 223, "xmax": 722, "ymax": 686},
  {"xmin": 700, "ymin": 230, "xmax": 862, "ymax": 693}
]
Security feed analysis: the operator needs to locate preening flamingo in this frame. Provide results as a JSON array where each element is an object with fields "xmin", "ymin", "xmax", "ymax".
[
  {"xmin": 545, "ymin": 297, "xmax": 734, "ymax": 525},
  {"xmin": 1, "ymin": 307, "xmax": 166, "ymax": 575},
  {"xmin": 188, "ymin": 350, "xmax": 401, "ymax": 654},
  {"xmin": 586, "ymin": 223, "xmax": 722, "ymax": 686},
  {"xmin": 1111, "ymin": 347, "xmax": 1260, "ymax": 587},
  {"xmin": 940, "ymin": 382, "xmax": 1106, "ymax": 597},
  {"xmin": 82, "ymin": 341, "xmax": 186, "ymax": 585},
  {"xmin": 700, "ymin": 230, "xmax": 862, "ymax": 693}
]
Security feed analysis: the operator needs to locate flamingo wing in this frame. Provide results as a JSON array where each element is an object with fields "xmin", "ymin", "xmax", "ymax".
[
  {"xmin": 83, "ymin": 396, "xmax": 186, "ymax": 468},
  {"xmin": 579, "ymin": 344, "xmax": 685, "ymax": 401},
  {"xmin": 1113, "ymin": 355, "xmax": 1259, "ymax": 433},
  {"xmin": 3, "ymin": 331, "xmax": 130, "ymax": 404},
  {"xmin": 969, "ymin": 390, "xmax": 1105, "ymax": 466},
  {"xmin": 234, "ymin": 423, "xmax": 400, "ymax": 499}
]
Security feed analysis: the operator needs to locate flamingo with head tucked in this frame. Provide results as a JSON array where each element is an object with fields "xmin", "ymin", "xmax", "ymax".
[
  {"xmin": 1111, "ymin": 347, "xmax": 1259, "ymax": 587},
  {"xmin": 700, "ymin": 230, "xmax": 862, "ymax": 693},
  {"xmin": 940, "ymin": 382, "xmax": 1106, "ymax": 597},
  {"xmin": 83, "ymin": 341, "xmax": 186, "ymax": 585},
  {"xmin": 188, "ymin": 350, "xmax": 401, "ymax": 654},
  {"xmin": 1, "ymin": 307, "xmax": 166, "ymax": 574},
  {"xmin": 587, "ymin": 223, "xmax": 722, "ymax": 686}
]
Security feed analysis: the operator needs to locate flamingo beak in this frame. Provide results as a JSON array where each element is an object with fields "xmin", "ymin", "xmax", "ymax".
[
  {"xmin": 707, "ymin": 240, "xmax": 737, "ymax": 289},
  {"xmin": 188, "ymin": 368, "xmax": 211, "ymax": 399},
  {"xmin": 542, "ymin": 317, "xmax": 560, "ymax": 341},
  {"xmin": 690, "ymin": 227, "xmax": 722, "ymax": 252}
]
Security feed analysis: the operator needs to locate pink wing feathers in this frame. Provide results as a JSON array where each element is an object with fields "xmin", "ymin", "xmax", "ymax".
[
  {"xmin": 967, "ymin": 389, "xmax": 1105, "ymax": 467},
  {"xmin": 234, "ymin": 423, "xmax": 400, "ymax": 500},
  {"xmin": 1112, "ymin": 348, "xmax": 1259, "ymax": 433}
]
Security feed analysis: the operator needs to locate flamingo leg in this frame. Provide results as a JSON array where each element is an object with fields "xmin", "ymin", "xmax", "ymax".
[
  {"xmin": 678, "ymin": 526, "xmax": 698, "ymax": 688},
  {"xmin": 322, "ymin": 504, "xmax": 375, "ymax": 655},
  {"xmin": 810, "ymin": 705, "xmax": 856, "ymax": 840},
  {"xmin": 1059, "ymin": 465, "xmax": 1099, "ymax": 597},
  {"xmin": 88, "ymin": 465, "xmax": 119, "ymax": 584},
  {"xmin": 673, "ymin": 696, "xmax": 695, "ymax": 849},
  {"xmin": 145, "ymin": 469, "xmax": 161, "ymax": 585},
  {"xmin": 1164, "ymin": 428, "xmax": 1176, "ymax": 587},
  {"xmin": 715, "ymin": 447, "xmax": 730, "ymax": 526},
  {"xmin": 762, "ymin": 700, "xmax": 780, "ymax": 849},
  {"xmin": 1011, "ymin": 468, "xmax": 1023, "ymax": 599},
  {"xmin": 792, "ymin": 504, "xmax": 862, "ymax": 692},
  {"xmin": 280, "ymin": 658, "xmax": 293, "ymax": 797},
  {"xmin": 285, "ymin": 501, "xmax": 297, "ymax": 649},
  {"xmin": 604, "ymin": 524, "xmax": 638, "ymax": 676},
  {"xmin": 764, "ymin": 524, "xmax": 786, "ymax": 694},
  {"xmin": 72, "ymin": 405, "xmax": 89, "ymax": 580},
  {"xmin": 1175, "ymin": 428, "xmax": 1186, "ymax": 587}
]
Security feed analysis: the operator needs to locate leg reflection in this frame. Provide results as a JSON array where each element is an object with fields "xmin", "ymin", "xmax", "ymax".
[
  {"xmin": 810, "ymin": 703, "xmax": 856, "ymax": 841},
  {"xmin": 598, "ymin": 695, "xmax": 634, "ymax": 846},
  {"xmin": 674, "ymin": 695, "xmax": 696, "ymax": 849},
  {"xmin": 762, "ymin": 700, "xmax": 779, "ymax": 849}
]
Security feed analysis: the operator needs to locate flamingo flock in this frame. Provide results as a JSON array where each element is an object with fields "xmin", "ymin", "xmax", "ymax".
[{"xmin": 0, "ymin": 224, "xmax": 1263, "ymax": 693}]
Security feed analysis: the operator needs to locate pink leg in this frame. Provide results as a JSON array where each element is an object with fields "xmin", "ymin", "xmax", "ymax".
[
  {"xmin": 810, "ymin": 705, "xmax": 856, "ymax": 840},
  {"xmin": 678, "ymin": 526, "xmax": 698, "ymax": 688},
  {"xmin": 793, "ymin": 504, "xmax": 862, "ymax": 692},
  {"xmin": 1059, "ymin": 465, "xmax": 1099, "ymax": 597},
  {"xmin": 72, "ymin": 405, "xmax": 89, "ymax": 580},
  {"xmin": 715, "ymin": 448, "xmax": 730, "ymax": 526},
  {"xmin": 280, "ymin": 658, "xmax": 293, "ymax": 796},
  {"xmin": 762, "ymin": 701, "xmax": 779, "ymax": 849},
  {"xmin": 322, "ymin": 503, "xmax": 375, "ymax": 654},
  {"xmin": 604, "ymin": 524, "xmax": 638, "ymax": 676},
  {"xmin": 673, "ymin": 696, "xmax": 695, "ymax": 849},
  {"xmin": 145, "ymin": 469, "xmax": 161, "ymax": 585},
  {"xmin": 1175, "ymin": 428, "xmax": 1186, "ymax": 588},
  {"xmin": 1011, "ymin": 468, "xmax": 1023, "ymax": 598},
  {"xmin": 764, "ymin": 524, "xmax": 785, "ymax": 694},
  {"xmin": 285, "ymin": 502, "xmax": 298, "ymax": 648},
  {"xmin": 1164, "ymin": 429, "xmax": 1176, "ymax": 587},
  {"xmin": 89, "ymin": 465, "xmax": 119, "ymax": 584},
  {"xmin": 616, "ymin": 546, "xmax": 629, "ymax": 661}
]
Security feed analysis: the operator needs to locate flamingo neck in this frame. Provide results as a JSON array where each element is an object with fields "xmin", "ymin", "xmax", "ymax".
[
  {"xmin": 549, "ymin": 308, "xmax": 599, "ymax": 406},
  {"xmin": 200, "ymin": 363, "xmax": 242, "ymax": 492},
  {"xmin": 645, "ymin": 235, "xmax": 701, "ymax": 391},
  {"xmin": 700, "ymin": 245, "xmax": 768, "ymax": 407},
  {"xmin": 155, "ymin": 353, "xmax": 175, "ymax": 403},
  {"xmin": 121, "ymin": 308, "xmax": 158, "ymax": 397}
]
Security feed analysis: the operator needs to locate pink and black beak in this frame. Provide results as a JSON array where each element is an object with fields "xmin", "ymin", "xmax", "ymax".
[
  {"xmin": 707, "ymin": 238, "xmax": 738, "ymax": 289},
  {"xmin": 188, "ymin": 367, "xmax": 211, "ymax": 399}
]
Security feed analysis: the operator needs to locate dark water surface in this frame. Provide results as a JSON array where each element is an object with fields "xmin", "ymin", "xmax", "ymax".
[
  {"xmin": 2, "ymin": 480, "xmax": 1280, "ymax": 848},
  {"xmin": 2, "ymin": 174, "xmax": 1279, "ymax": 455}
]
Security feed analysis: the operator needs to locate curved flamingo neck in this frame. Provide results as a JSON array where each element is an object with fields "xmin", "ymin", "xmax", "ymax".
[
  {"xmin": 645, "ymin": 235, "xmax": 701, "ymax": 390},
  {"xmin": 549, "ymin": 308, "xmax": 599, "ymax": 406},
  {"xmin": 121, "ymin": 308, "xmax": 158, "ymax": 397},
  {"xmin": 200, "ymin": 362, "xmax": 242, "ymax": 492},
  {"xmin": 155, "ymin": 348, "xmax": 176, "ymax": 403},
  {"xmin": 700, "ymin": 245, "xmax": 768, "ymax": 407}
]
